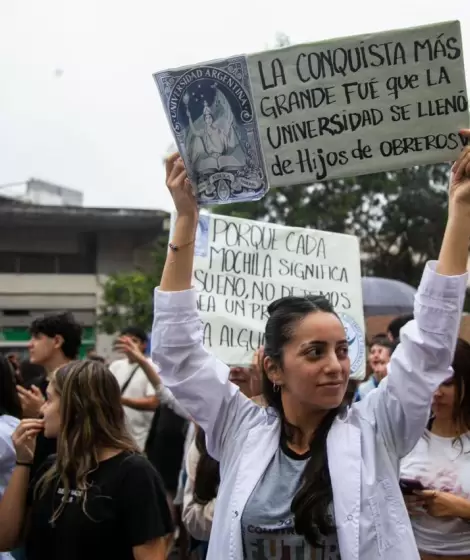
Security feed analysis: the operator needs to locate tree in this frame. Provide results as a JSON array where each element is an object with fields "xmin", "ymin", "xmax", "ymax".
[
  {"xmin": 359, "ymin": 165, "xmax": 449, "ymax": 286},
  {"xmin": 97, "ymin": 242, "xmax": 167, "ymax": 334}
]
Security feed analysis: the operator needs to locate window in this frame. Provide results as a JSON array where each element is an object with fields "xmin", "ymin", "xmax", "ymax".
[
  {"xmin": 19, "ymin": 254, "xmax": 56, "ymax": 273},
  {"xmin": 3, "ymin": 310, "xmax": 30, "ymax": 316},
  {"xmin": 0, "ymin": 252, "xmax": 96, "ymax": 274},
  {"xmin": 0, "ymin": 253, "xmax": 18, "ymax": 273},
  {"xmin": 57, "ymin": 254, "xmax": 96, "ymax": 274}
]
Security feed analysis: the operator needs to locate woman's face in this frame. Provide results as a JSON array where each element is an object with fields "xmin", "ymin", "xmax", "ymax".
[
  {"xmin": 432, "ymin": 377, "xmax": 456, "ymax": 419},
  {"xmin": 41, "ymin": 382, "xmax": 61, "ymax": 438},
  {"xmin": 269, "ymin": 311, "xmax": 350, "ymax": 410}
]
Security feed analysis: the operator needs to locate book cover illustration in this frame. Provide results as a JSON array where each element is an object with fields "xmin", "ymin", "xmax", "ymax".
[{"xmin": 155, "ymin": 56, "xmax": 268, "ymax": 206}]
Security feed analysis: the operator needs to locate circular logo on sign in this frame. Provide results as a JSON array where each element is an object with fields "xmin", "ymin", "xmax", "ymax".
[{"xmin": 338, "ymin": 313, "xmax": 365, "ymax": 377}]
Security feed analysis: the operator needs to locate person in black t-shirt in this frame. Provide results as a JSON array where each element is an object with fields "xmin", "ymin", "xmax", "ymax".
[{"xmin": 0, "ymin": 359, "xmax": 173, "ymax": 560}]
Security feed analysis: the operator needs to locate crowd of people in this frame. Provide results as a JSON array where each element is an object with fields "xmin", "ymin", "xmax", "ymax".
[{"xmin": 0, "ymin": 138, "xmax": 470, "ymax": 559}]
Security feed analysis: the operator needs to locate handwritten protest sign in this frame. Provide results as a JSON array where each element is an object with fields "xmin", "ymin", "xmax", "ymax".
[
  {"xmin": 248, "ymin": 20, "xmax": 469, "ymax": 187},
  {"xmin": 170, "ymin": 213, "xmax": 366, "ymax": 379},
  {"xmin": 155, "ymin": 21, "xmax": 468, "ymax": 205}
]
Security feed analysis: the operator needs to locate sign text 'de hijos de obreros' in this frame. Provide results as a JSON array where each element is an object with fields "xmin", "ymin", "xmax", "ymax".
[
  {"xmin": 171, "ymin": 213, "xmax": 366, "ymax": 380},
  {"xmin": 248, "ymin": 20, "xmax": 469, "ymax": 187},
  {"xmin": 156, "ymin": 21, "xmax": 468, "ymax": 206}
]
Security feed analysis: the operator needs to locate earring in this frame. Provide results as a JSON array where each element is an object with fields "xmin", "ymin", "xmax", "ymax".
[{"xmin": 273, "ymin": 383, "xmax": 280, "ymax": 393}]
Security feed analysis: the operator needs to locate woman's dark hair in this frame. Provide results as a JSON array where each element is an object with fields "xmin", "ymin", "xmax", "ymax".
[
  {"xmin": 343, "ymin": 379, "xmax": 358, "ymax": 407},
  {"xmin": 387, "ymin": 314, "xmax": 413, "ymax": 342},
  {"xmin": 450, "ymin": 338, "xmax": 470, "ymax": 433},
  {"xmin": 0, "ymin": 354, "xmax": 22, "ymax": 419},
  {"xmin": 261, "ymin": 295, "xmax": 345, "ymax": 546},
  {"xmin": 193, "ymin": 427, "xmax": 220, "ymax": 503}
]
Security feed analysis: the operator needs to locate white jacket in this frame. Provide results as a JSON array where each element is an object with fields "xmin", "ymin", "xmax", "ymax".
[{"xmin": 151, "ymin": 262, "xmax": 467, "ymax": 560}]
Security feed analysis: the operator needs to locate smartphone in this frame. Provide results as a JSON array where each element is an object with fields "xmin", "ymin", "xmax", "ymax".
[{"xmin": 399, "ymin": 478, "xmax": 425, "ymax": 495}]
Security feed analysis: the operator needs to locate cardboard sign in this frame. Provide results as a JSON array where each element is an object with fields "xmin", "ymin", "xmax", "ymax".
[
  {"xmin": 171, "ymin": 213, "xmax": 366, "ymax": 379},
  {"xmin": 156, "ymin": 21, "xmax": 468, "ymax": 205}
]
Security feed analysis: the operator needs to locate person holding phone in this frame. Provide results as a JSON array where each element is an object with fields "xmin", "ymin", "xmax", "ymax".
[{"xmin": 400, "ymin": 338, "xmax": 470, "ymax": 560}]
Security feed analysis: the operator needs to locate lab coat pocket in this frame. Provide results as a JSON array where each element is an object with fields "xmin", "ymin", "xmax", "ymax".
[{"xmin": 368, "ymin": 478, "xmax": 407, "ymax": 554}]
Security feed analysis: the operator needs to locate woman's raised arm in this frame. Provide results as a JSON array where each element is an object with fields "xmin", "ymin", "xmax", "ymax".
[
  {"xmin": 159, "ymin": 153, "xmax": 198, "ymax": 293},
  {"xmin": 152, "ymin": 155, "xmax": 261, "ymax": 460},
  {"xmin": 362, "ymin": 137, "xmax": 470, "ymax": 459}
]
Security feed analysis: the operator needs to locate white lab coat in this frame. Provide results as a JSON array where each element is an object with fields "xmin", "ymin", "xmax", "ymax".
[{"xmin": 151, "ymin": 262, "xmax": 467, "ymax": 560}]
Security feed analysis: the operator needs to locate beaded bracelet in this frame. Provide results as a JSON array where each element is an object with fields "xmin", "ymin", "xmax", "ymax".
[{"xmin": 169, "ymin": 240, "xmax": 194, "ymax": 252}]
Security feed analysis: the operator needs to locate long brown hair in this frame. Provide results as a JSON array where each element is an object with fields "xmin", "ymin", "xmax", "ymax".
[
  {"xmin": 449, "ymin": 338, "xmax": 470, "ymax": 434},
  {"xmin": 427, "ymin": 338, "xmax": 470, "ymax": 450},
  {"xmin": 36, "ymin": 360, "xmax": 138, "ymax": 522},
  {"xmin": 193, "ymin": 427, "xmax": 220, "ymax": 503}
]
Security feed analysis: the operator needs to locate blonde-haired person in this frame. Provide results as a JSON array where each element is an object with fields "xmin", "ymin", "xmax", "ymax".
[
  {"xmin": 0, "ymin": 360, "xmax": 173, "ymax": 560},
  {"xmin": 152, "ymin": 143, "xmax": 470, "ymax": 560}
]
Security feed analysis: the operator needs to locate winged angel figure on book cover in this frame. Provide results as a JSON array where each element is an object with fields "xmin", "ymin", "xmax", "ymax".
[{"xmin": 154, "ymin": 57, "xmax": 268, "ymax": 205}]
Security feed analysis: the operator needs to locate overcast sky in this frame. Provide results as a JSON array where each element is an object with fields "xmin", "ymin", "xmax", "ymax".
[{"xmin": 0, "ymin": 0, "xmax": 469, "ymax": 212}]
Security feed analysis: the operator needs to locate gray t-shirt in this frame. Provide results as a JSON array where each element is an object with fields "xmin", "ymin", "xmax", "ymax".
[{"xmin": 241, "ymin": 442, "xmax": 341, "ymax": 560}]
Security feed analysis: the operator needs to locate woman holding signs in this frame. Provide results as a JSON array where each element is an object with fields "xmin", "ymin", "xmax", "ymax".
[{"xmin": 152, "ymin": 136, "xmax": 470, "ymax": 560}]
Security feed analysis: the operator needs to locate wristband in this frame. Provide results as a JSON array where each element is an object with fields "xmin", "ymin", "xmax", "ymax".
[
  {"xmin": 169, "ymin": 240, "xmax": 194, "ymax": 252},
  {"xmin": 16, "ymin": 461, "xmax": 33, "ymax": 468}
]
